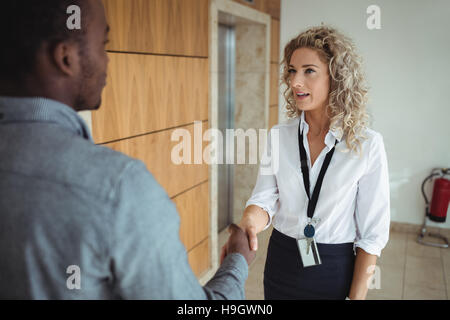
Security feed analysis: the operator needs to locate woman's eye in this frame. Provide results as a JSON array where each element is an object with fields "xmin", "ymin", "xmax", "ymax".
[
  {"xmin": 305, "ymin": 68, "xmax": 315, "ymax": 74},
  {"xmin": 288, "ymin": 68, "xmax": 296, "ymax": 74}
]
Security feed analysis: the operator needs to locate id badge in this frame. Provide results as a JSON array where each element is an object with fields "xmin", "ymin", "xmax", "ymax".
[{"xmin": 297, "ymin": 238, "xmax": 322, "ymax": 268}]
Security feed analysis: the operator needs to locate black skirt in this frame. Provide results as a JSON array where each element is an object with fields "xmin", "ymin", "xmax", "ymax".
[{"xmin": 264, "ymin": 228, "xmax": 355, "ymax": 300}]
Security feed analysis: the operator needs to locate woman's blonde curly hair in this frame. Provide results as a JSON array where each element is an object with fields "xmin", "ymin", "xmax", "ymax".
[{"xmin": 281, "ymin": 25, "xmax": 370, "ymax": 156}]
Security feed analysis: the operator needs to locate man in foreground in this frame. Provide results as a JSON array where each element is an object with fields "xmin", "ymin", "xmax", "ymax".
[{"xmin": 0, "ymin": 0, "xmax": 254, "ymax": 299}]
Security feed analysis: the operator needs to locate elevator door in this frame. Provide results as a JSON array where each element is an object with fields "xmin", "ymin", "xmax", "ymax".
[{"xmin": 218, "ymin": 24, "xmax": 235, "ymax": 232}]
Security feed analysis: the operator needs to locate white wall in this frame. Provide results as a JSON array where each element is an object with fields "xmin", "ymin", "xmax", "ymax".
[{"xmin": 280, "ymin": 0, "xmax": 450, "ymax": 229}]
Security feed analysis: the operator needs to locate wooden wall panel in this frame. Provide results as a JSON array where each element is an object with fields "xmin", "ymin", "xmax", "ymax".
[
  {"xmin": 104, "ymin": 122, "xmax": 209, "ymax": 198},
  {"xmin": 261, "ymin": 0, "xmax": 281, "ymax": 20},
  {"xmin": 232, "ymin": 0, "xmax": 263, "ymax": 11},
  {"xmin": 174, "ymin": 181, "xmax": 210, "ymax": 251},
  {"xmin": 269, "ymin": 105, "xmax": 278, "ymax": 130},
  {"xmin": 188, "ymin": 238, "xmax": 211, "ymax": 277},
  {"xmin": 232, "ymin": 0, "xmax": 280, "ymax": 20},
  {"xmin": 270, "ymin": 63, "xmax": 279, "ymax": 106},
  {"xmin": 103, "ymin": 0, "xmax": 209, "ymax": 56},
  {"xmin": 93, "ymin": 53, "xmax": 208, "ymax": 144},
  {"xmin": 271, "ymin": 18, "xmax": 280, "ymax": 63}
]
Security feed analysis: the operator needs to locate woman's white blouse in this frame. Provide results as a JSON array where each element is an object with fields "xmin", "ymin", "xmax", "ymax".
[{"xmin": 246, "ymin": 111, "xmax": 390, "ymax": 257}]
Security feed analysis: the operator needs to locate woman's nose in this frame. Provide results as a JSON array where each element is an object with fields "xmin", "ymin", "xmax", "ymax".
[
  {"xmin": 292, "ymin": 81, "xmax": 304, "ymax": 90},
  {"xmin": 291, "ymin": 74, "xmax": 304, "ymax": 89}
]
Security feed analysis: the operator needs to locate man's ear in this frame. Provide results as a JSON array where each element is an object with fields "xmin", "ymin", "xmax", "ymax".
[{"xmin": 51, "ymin": 41, "xmax": 81, "ymax": 77}]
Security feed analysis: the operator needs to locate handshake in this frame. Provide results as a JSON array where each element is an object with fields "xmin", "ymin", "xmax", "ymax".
[
  {"xmin": 220, "ymin": 205, "xmax": 270, "ymax": 265},
  {"xmin": 219, "ymin": 223, "xmax": 257, "ymax": 266}
]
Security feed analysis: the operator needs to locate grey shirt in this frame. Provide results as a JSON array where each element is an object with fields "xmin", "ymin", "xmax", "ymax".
[{"xmin": 0, "ymin": 96, "xmax": 248, "ymax": 299}]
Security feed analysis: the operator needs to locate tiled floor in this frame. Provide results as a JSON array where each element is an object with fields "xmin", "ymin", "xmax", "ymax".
[{"xmin": 218, "ymin": 227, "xmax": 450, "ymax": 300}]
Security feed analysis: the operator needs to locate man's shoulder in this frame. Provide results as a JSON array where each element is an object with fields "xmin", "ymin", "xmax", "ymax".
[
  {"xmin": 72, "ymin": 137, "xmax": 135, "ymax": 172},
  {"xmin": 53, "ymin": 134, "xmax": 151, "ymax": 201},
  {"xmin": 74, "ymin": 138, "xmax": 172, "ymax": 204}
]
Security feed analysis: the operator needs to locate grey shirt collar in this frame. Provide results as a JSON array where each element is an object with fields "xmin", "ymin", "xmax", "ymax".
[{"xmin": 0, "ymin": 96, "xmax": 93, "ymax": 142}]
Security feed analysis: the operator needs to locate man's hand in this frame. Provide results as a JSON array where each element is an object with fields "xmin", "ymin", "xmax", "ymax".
[{"xmin": 219, "ymin": 223, "xmax": 256, "ymax": 266}]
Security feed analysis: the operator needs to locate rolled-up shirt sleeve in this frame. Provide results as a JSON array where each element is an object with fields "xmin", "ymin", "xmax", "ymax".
[
  {"xmin": 245, "ymin": 127, "xmax": 280, "ymax": 231},
  {"xmin": 354, "ymin": 132, "xmax": 390, "ymax": 257}
]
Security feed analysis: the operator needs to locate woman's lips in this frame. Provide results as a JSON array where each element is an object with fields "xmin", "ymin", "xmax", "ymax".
[{"xmin": 296, "ymin": 93, "xmax": 310, "ymax": 100}]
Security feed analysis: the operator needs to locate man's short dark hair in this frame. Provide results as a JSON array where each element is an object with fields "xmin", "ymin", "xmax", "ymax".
[{"xmin": 0, "ymin": 0, "xmax": 88, "ymax": 82}]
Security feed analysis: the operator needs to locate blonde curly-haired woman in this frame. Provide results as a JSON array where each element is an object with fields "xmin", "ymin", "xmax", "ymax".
[{"xmin": 223, "ymin": 26, "xmax": 390, "ymax": 300}]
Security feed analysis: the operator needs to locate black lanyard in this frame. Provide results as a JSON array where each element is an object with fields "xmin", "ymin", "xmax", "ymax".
[{"xmin": 298, "ymin": 122, "xmax": 338, "ymax": 219}]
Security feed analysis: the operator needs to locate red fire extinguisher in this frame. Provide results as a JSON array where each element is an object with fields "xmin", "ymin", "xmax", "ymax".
[
  {"xmin": 429, "ymin": 175, "xmax": 450, "ymax": 222},
  {"xmin": 418, "ymin": 168, "xmax": 450, "ymax": 248}
]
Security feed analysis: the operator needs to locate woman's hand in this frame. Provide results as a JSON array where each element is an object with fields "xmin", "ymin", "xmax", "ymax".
[{"xmin": 238, "ymin": 215, "xmax": 259, "ymax": 251}]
